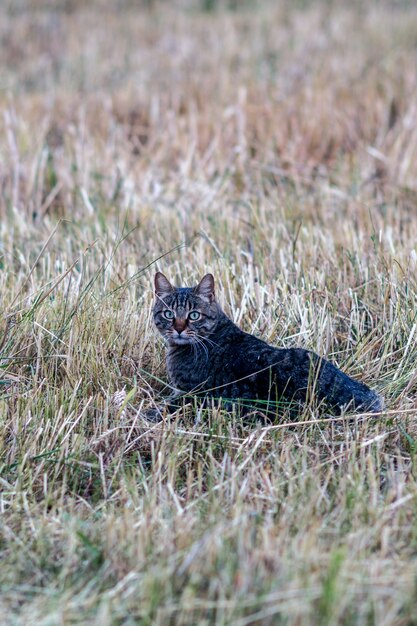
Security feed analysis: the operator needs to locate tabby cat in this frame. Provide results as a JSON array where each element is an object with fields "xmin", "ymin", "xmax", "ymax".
[{"xmin": 153, "ymin": 272, "xmax": 383, "ymax": 416}]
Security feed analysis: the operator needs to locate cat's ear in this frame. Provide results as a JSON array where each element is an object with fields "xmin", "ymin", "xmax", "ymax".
[
  {"xmin": 155, "ymin": 272, "xmax": 174, "ymax": 297},
  {"xmin": 195, "ymin": 273, "xmax": 215, "ymax": 302}
]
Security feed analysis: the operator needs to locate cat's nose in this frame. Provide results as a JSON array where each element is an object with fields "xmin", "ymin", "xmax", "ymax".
[{"xmin": 173, "ymin": 319, "xmax": 187, "ymax": 335}]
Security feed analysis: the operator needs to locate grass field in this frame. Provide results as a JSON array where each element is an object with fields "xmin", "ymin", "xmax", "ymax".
[{"xmin": 1, "ymin": 1, "xmax": 417, "ymax": 624}]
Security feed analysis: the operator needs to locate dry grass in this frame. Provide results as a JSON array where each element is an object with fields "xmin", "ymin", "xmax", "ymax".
[{"xmin": 1, "ymin": 1, "xmax": 417, "ymax": 624}]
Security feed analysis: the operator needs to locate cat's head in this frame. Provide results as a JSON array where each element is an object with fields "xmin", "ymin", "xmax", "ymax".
[{"xmin": 153, "ymin": 272, "xmax": 219, "ymax": 346}]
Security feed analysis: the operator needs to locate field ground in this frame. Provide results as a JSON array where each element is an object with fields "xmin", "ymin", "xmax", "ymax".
[{"xmin": 1, "ymin": 1, "xmax": 417, "ymax": 624}]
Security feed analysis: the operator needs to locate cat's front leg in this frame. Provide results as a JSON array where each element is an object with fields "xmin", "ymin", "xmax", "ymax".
[{"xmin": 142, "ymin": 388, "xmax": 190, "ymax": 422}]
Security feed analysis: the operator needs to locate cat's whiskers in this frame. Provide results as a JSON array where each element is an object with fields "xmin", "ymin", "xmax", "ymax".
[
  {"xmin": 194, "ymin": 333, "xmax": 221, "ymax": 349},
  {"xmin": 192, "ymin": 335, "xmax": 209, "ymax": 362},
  {"xmin": 192, "ymin": 340, "xmax": 204, "ymax": 364}
]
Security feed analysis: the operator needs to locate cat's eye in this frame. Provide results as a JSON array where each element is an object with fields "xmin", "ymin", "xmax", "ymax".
[
  {"xmin": 188, "ymin": 311, "xmax": 201, "ymax": 321},
  {"xmin": 163, "ymin": 310, "xmax": 175, "ymax": 320}
]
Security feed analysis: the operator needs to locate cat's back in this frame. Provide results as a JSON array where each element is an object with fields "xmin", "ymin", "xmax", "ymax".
[{"xmin": 215, "ymin": 323, "xmax": 306, "ymax": 373}]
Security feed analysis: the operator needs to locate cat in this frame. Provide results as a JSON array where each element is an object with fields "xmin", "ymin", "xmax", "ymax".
[{"xmin": 152, "ymin": 272, "xmax": 384, "ymax": 418}]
